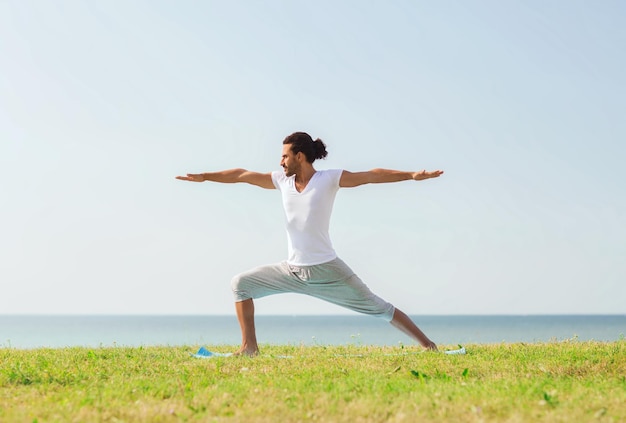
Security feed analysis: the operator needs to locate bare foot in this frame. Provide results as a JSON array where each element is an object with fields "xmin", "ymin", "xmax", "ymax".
[
  {"xmin": 423, "ymin": 341, "xmax": 438, "ymax": 351},
  {"xmin": 233, "ymin": 348, "xmax": 259, "ymax": 357}
]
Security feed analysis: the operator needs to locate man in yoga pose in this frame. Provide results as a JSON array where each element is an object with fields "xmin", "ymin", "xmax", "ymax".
[{"xmin": 176, "ymin": 132, "xmax": 442, "ymax": 355}]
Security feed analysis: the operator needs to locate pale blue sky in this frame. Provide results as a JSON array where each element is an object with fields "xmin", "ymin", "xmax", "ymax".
[{"xmin": 1, "ymin": 1, "xmax": 624, "ymax": 315}]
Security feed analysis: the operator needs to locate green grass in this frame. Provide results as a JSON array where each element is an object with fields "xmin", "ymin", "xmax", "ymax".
[{"xmin": 1, "ymin": 341, "xmax": 624, "ymax": 422}]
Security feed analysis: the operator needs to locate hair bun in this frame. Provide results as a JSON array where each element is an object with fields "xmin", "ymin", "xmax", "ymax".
[{"xmin": 313, "ymin": 138, "xmax": 328, "ymax": 160}]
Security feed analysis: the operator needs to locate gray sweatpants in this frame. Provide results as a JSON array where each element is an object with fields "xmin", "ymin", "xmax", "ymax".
[{"xmin": 231, "ymin": 257, "xmax": 395, "ymax": 322}]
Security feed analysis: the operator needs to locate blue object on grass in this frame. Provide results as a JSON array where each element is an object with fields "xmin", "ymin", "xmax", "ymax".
[{"xmin": 191, "ymin": 346, "xmax": 233, "ymax": 358}]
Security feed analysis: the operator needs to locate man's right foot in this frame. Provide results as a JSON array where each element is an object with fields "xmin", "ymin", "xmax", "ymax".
[{"xmin": 233, "ymin": 347, "xmax": 259, "ymax": 357}]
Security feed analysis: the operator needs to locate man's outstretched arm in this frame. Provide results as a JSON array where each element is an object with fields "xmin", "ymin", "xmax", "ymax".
[
  {"xmin": 339, "ymin": 169, "xmax": 443, "ymax": 188},
  {"xmin": 176, "ymin": 169, "xmax": 275, "ymax": 189}
]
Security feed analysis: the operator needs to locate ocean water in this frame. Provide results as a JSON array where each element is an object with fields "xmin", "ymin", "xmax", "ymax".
[{"xmin": 0, "ymin": 315, "xmax": 624, "ymax": 349}]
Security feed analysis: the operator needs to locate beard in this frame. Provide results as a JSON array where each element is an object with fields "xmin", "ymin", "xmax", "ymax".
[{"xmin": 283, "ymin": 164, "xmax": 298, "ymax": 176}]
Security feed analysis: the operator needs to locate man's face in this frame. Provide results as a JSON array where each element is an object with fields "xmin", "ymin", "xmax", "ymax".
[{"xmin": 280, "ymin": 144, "xmax": 300, "ymax": 176}]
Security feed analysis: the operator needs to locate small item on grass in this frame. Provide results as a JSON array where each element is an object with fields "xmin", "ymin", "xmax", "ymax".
[
  {"xmin": 444, "ymin": 345, "xmax": 466, "ymax": 355},
  {"xmin": 191, "ymin": 346, "xmax": 233, "ymax": 359}
]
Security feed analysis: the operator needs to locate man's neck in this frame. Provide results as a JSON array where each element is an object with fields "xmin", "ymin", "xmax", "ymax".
[
  {"xmin": 296, "ymin": 167, "xmax": 316, "ymax": 183},
  {"xmin": 294, "ymin": 165, "xmax": 317, "ymax": 192}
]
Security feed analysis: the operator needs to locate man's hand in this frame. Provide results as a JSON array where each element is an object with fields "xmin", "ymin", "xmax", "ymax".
[
  {"xmin": 176, "ymin": 174, "xmax": 205, "ymax": 182},
  {"xmin": 412, "ymin": 170, "xmax": 444, "ymax": 181}
]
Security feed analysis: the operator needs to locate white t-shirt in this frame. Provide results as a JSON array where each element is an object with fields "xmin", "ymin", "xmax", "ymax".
[{"xmin": 271, "ymin": 169, "xmax": 343, "ymax": 266}]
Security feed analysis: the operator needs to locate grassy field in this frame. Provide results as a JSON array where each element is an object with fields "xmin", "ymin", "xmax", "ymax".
[{"xmin": 0, "ymin": 341, "xmax": 624, "ymax": 422}]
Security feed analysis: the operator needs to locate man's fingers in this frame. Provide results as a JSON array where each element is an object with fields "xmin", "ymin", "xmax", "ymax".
[{"xmin": 176, "ymin": 175, "xmax": 201, "ymax": 181}]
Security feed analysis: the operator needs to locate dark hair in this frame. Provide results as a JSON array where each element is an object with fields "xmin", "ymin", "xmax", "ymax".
[{"xmin": 283, "ymin": 132, "xmax": 328, "ymax": 163}]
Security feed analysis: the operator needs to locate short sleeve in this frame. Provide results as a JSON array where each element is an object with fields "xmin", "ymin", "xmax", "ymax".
[
  {"xmin": 271, "ymin": 170, "xmax": 285, "ymax": 190},
  {"xmin": 328, "ymin": 169, "xmax": 343, "ymax": 188}
]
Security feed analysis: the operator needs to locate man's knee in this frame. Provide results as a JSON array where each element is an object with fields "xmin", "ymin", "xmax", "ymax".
[
  {"xmin": 231, "ymin": 273, "xmax": 252, "ymax": 301},
  {"xmin": 230, "ymin": 273, "xmax": 243, "ymax": 291}
]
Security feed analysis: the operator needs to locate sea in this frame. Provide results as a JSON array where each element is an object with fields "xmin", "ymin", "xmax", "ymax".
[{"xmin": 1, "ymin": 315, "xmax": 624, "ymax": 350}]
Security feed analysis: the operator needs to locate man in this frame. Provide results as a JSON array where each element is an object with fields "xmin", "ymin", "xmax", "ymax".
[{"xmin": 176, "ymin": 132, "xmax": 443, "ymax": 355}]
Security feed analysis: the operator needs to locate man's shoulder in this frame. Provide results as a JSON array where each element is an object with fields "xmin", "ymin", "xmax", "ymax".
[
  {"xmin": 317, "ymin": 169, "xmax": 343, "ymax": 186},
  {"xmin": 318, "ymin": 169, "xmax": 344, "ymax": 177},
  {"xmin": 271, "ymin": 170, "xmax": 289, "ymax": 188},
  {"xmin": 271, "ymin": 170, "xmax": 285, "ymax": 179}
]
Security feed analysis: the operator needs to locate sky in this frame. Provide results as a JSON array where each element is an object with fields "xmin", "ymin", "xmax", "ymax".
[{"xmin": 1, "ymin": 1, "xmax": 624, "ymax": 316}]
